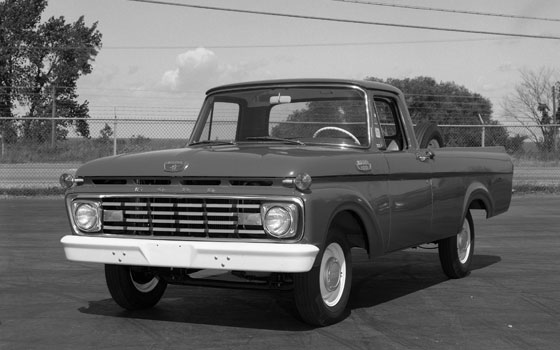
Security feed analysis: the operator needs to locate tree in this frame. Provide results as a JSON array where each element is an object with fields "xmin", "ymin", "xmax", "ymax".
[
  {"xmin": 365, "ymin": 76, "xmax": 508, "ymax": 147},
  {"xmin": 502, "ymin": 67, "xmax": 559, "ymax": 153},
  {"xmin": 0, "ymin": 0, "xmax": 46, "ymax": 143},
  {"xmin": 0, "ymin": 0, "xmax": 102, "ymax": 144},
  {"xmin": 98, "ymin": 123, "xmax": 113, "ymax": 142},
  {"xmin": 504, "ymin": 133, "xmax": 528, "ymax": 155},
  {"xmin": 271, "ymin": 100, "xmax": 366, "ymax": 140}
]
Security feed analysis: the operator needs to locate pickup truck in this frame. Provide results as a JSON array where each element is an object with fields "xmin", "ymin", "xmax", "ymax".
[{"xmin": 60, "ymin": 79, "xmax": 513, "ymax": 326}]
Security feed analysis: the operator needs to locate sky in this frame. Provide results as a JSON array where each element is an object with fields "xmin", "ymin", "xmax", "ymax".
[{"xmin": 42, "ymin": 0, "xmax": 560, "ymax": 122}]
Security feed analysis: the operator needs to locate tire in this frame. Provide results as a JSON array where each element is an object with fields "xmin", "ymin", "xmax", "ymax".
[
  {"xmin": 105, "ymin": 264, "xmax": 167, "ymax": 310},
  {"xmin": 415, "ymin": 122, "xmax": 444, "ymax": 148},
  {"xmin": 294, "ymin": 230, "xmax": 352, "ymax": 326},
  {"xmin": 438, "ymin": 211, "xmax": 475, "ymax": 279}
]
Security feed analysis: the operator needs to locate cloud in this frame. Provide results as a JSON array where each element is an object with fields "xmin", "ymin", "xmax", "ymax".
[
  {"xmin": 159, "ymin": 47, "xmax": 272, "ymax": 91},
  {"xmin": 81, "ymin": 64, "xmax": 120, "ymax": 88},
  {"xmin": 127, "ymin": 65, "xmax": 140, "ymax": 75},
  {"xmin": 497, "ymin": 62, "xmax": 517, "ymax": 73}
]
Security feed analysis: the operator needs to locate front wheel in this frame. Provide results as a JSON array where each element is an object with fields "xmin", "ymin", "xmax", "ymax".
[
  {"xmin": 105, "ymin": 264, "xmax": 167, "ymax": 310},
  {"xmin": 438, "ymin": 211, "xmax": 475, "ymax": 279},
  {"xmin": 294, "ymin": 231, "xmax": 352, "ymax": 326}
]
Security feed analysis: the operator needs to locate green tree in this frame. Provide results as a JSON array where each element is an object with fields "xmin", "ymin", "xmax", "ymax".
[
  {"xmin": 504, "ymin": 133, "xmax": 528, "ymax": 154},
  {"xmin": 0, "ymin": 0, "xmax": 46, "ymax": 143},
  {"xmin": 366, "ymin": 76, "xmax": 508, "ymax": 147},
  {"xmin": 0, "ymin": 0, "xmax": 102, "ymax": 144},
  {"xmin": 501, "ymin": 67, "xmax": 559, "ymax": 153},
  {"xmin": 271, "ymin": 100, "xmax": 366, "ymax": 140},
  {"xmin": 98, "ymin": 123, "xmax": 113, "ymax": 142}
]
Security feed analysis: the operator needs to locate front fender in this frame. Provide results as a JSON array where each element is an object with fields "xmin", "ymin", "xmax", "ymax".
[{"xmin": 302, "ymin": 185, "xmax": 388, "ymax": 262}]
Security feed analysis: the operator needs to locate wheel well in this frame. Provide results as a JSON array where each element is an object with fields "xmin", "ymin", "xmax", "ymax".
[
  {"xmin": 329, "ymin": 210, "xmax": 369, "ymax": 252},
  {"xmin": 469, "ymin": 198, "xmax": 490, "ymax": 217}
]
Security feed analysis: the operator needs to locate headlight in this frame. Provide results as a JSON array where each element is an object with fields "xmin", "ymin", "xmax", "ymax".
[
  {"xmin": 72, "ymin": 201, "xmax": 101, "ymax": 232},
  {"xmin": 261, "ymin": 203, "xmax": 298, "ymax": 238}
]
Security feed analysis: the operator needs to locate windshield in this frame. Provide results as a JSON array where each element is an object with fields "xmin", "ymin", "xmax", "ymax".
[{"xmin": 190, "ymin": 86, "xmax": 370, "ymax": 147}]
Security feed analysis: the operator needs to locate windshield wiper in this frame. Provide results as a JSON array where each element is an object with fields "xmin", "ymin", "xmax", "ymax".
[
  {"xmin": 245, "ymin": 136, "xmax": 305, "ymax": 145},
  {"xmin": 189, "ymin": 140, "xmax": 236, "ymax": 146}
]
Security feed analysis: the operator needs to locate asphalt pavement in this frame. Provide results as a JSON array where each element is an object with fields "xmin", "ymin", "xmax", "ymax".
[{"xmin": 0, "ymin": 195, "xmax": 559, "ymax": 349}]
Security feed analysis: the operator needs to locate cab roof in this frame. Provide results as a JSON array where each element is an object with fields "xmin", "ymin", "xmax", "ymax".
[{"xmin": 206, "ymin": 78, "xmax": 403, "ymax": 96}]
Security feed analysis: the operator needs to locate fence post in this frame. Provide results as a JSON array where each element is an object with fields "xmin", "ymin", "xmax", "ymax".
[
  {"xmin": 113, "ymin": 107, "xmax": 117, "ymax": 156},
  {"xmin": 51, "ymin": 86, "xmax": 56, "ymax": 147},
  {"xmin": 553, "ymin": 84, "xmax": 557, "ymax": 153},
  {"xmin": 478, "ymin": 114, "xmax": 485, "ymax": 147}
]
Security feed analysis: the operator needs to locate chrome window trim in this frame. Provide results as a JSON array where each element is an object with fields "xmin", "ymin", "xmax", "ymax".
[{"xmin": 191, "ymin": 83, "xmax": 373, "ymax": 149}]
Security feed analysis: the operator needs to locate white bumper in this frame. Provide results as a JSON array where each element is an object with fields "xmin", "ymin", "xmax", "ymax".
[{"xmin": 61, "ymin": 235, "xmax": 319, "ymax": 273}]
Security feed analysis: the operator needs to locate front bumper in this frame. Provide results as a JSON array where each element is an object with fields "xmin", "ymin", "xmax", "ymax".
[{"xmin": 60, "ymin": 235, "xmax": 319, "ymax": 273}]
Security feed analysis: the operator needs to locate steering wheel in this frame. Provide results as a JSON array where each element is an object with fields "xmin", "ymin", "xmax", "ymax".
[{"xmin": 312, "ymin": 126, "xmax": 361, "ymax": 145}]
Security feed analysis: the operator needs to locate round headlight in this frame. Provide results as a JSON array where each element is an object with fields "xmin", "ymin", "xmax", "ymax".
[
  {"xmin": 74, "ymin": 203, "xmax": 100, "ymax": 232},
  {"xmin": 264, "ymin": 206, "xmax": 292, "ymax": 237}
]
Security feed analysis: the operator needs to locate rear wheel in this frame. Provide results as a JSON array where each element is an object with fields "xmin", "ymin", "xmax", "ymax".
[
  {"xmin": 438, "ymin": 211, "xmax": 474, "ymax": 278},
  {"xmin": 105, "ymin": 264, "xmax": 167, "ymax": 310},
  {"xmin": 294, "ymin": 230, "xmax": 352, "ymax": 326}
]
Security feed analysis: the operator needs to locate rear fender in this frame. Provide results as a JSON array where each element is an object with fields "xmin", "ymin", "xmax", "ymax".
[{"xmin": 461, "ymin": 182, "xmax": 494, "ymax": 226}]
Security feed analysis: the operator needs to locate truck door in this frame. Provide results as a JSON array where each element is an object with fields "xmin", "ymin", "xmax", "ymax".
[{"xmin": 372, "ymin": 96, "xmax": 433, "ymax": 251}]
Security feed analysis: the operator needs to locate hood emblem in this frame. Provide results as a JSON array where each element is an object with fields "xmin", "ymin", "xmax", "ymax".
[{"xmin": 164, "ymin": 161, "xmax": 188, "ymax": 173}]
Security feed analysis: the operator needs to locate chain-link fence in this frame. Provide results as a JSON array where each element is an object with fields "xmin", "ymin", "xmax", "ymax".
[
  {"xmin": 0, "ymin": 118, "xmax": 196, "ymax": 189},
  {"xmin": 440, "ymin": 124, "xmax": 560, "ymax": 190},
  {"xmin": 1, "ymin": 118, "xmax": 559, "ymax": 190}
]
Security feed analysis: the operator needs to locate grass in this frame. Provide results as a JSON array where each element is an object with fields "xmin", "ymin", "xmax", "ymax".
[
  {"xmin": 512, "ymin": 184, "xmax": 560, "ymax": 195},
  {"xmin": 512, "ymin": 159, "xmax": 560, "ymax": 167},
  {"xmin": 1, "ymin": 137, "xmax": 186, "ymax": 163},
  {"xmin": 1, "ymin": 138, "xmax": 558, "ymax": 197},
  {"xmin": 2, "ymin": 184, "xmax": 558, "ymax": 197},
  {"xmin": 0, "ymin": 187, "xmax": 66, "ymax": 197},
  {"xmin": 2, "ymin": 138, "xmax": 560, "ymax": 164}
]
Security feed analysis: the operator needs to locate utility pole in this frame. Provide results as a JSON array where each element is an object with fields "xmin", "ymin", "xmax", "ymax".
[{"xmin": 51, "ymin": 85, "xmax": 56, "ymax": 147}]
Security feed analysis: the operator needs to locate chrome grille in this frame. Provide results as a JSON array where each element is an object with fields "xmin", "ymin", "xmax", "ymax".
[{"xmin": 100, "ymin": 197, "xmax": 265, "ymax": 239}]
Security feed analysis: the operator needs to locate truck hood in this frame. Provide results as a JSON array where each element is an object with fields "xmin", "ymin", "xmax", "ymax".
[{"xmin": 76, "ymin": 144, "xmax": 370, "ymax": 178}]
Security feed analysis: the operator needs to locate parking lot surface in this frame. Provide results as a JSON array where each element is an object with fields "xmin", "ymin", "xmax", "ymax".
[{"xmin": 1, "ymin": 195, "xmax": 559, "ymax": 349}]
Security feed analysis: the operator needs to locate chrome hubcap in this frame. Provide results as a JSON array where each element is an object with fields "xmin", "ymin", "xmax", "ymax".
[
  {"xmin": 457, "ymin": 219, "xmax": 471, "ymax": 264},
  {"xmin": 130, "ymin": 271, "xmax": 159, "ymax": 293},
  {"xmin": 320, "ymin": 242, "xmax": 346, "ymax": 307},
  {"xmin": 324, "ymin": 257, "xmax": 341, "ymax": 292}
]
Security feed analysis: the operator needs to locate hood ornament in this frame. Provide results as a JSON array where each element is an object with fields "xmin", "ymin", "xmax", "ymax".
[{"xmin": 164, "ymin": 161, "xmax": 188, "ymax": 173}]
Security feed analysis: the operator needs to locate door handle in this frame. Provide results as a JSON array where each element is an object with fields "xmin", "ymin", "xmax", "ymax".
[{"xmin": 416, "ymin": 150, "xmax": 435, "ymax": 162}]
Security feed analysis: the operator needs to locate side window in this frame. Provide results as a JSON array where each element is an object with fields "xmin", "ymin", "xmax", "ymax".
[
  {"xmin": 200, "ymin": 101, "xmax": 239, "ymax": 141},
  {"xmin": 373, "ymin": 97, "xmax": 406, "ymax": 151}
]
